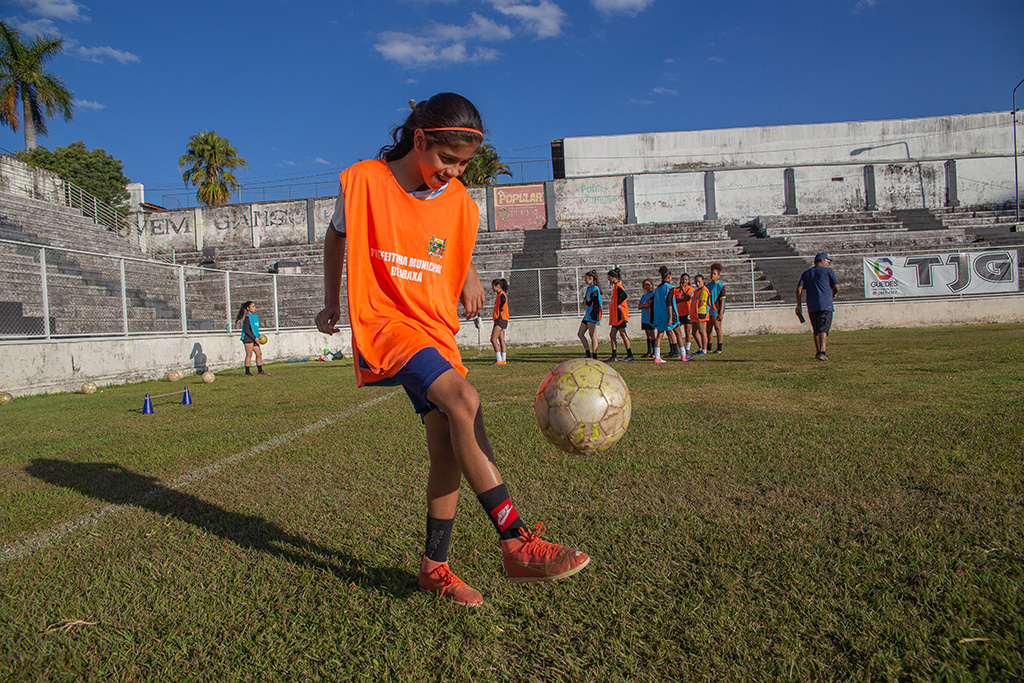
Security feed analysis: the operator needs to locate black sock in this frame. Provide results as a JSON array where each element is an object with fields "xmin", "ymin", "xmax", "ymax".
[
  {"xmin": 425, "ymin": 516, "xmax": 455, "ymax": 563},
  {"xmin": 257, "ymin": 364, "xmax": 263, "ymax": 372},
  {"xmin": 477, "ymin": 484, "xmax": 527, "ymax": 541},
  {"xmin": 669, "ymin": 343, "xmax": 678, "ymax": 355},
  {"xmin": 610, "ymin": 349, "xmax": 617, "ymax": 358},
  {"xmin": 717, "ymin": 343, "xmax": 723, "ymax": 351},
  {"xmin": 625, "ymin": 345, "xmax": 633, "ymax": 357},
  {"xmin": 245, "ymin": 366, "xmax": 252, "ymax": 375}
]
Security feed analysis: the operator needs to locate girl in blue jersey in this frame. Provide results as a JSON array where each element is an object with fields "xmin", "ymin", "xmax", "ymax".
[
  {"xmin": 651, "ymin": 266, "xmax": 686, "ymax": 363},
  {"xmin": 576, "ymin": 270, "xmax": 602, "ymax": 358},
  {"xmin": 235, "ymin": 301, "xmax": 268, "ymax": 376},
  {"xmin": 638, "ymin": 278, "xmax": 655, "ymax": 358}
]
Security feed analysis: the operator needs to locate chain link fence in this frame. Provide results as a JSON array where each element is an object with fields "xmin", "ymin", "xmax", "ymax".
[{"xmin": 1, "ymin": 236, "xmax": 1021, "ymax": 340}]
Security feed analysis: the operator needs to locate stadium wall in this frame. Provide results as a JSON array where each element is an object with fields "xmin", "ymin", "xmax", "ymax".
[
  {"xmin": 132, "ymin": 113, "xmax": 1020, "ymax": 253},
  {"xmin": 3, "ymin": 296, "xmax": 1021, "ymax": 397}
]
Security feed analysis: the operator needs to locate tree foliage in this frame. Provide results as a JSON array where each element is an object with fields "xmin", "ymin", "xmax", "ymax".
[
  {"xmin": 178, "ymin": 131, "xmax": 247, "ymax": 207},
  {"xmin": 0, "ymin": 21, "xmax": 74, "ymax": 150},
  {"xmin": 460, "ymin": 143, "xmax": 512, "ymax": 186},
  {"xmin": 17, "ymin": 141, "xmax": 130, "ymax": 209}
]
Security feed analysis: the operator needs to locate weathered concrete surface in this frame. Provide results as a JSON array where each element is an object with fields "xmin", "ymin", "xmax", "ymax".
[
  {"xmin": 634, "ymin": 173, "xmax": 704, "ymax": 224},
  {"xmin": 4, "ymin": 298, "xmax": 1020, "ymax": 398},
  {"xmin": 554, "ymin": 177, "xmax": 626, "ymax": 227},
  {"xmin": 0, "ymin": 329, "xmax": 354, "ymax": 397},
  {"xmin": 562, "ymin": 112, "xmax": 1014, "ymax": 176}
]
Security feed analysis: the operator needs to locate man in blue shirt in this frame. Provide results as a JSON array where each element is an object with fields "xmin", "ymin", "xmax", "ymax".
[{"xmin": 795, "ymin": 253, "xmax": 840, "ymax": 361}]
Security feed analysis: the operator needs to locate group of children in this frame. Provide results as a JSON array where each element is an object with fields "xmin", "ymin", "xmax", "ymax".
[
  {"xmin": 637, "ymin": 263, "xmax": 727, "ymax": 363},
  {"xmin": 490, "ymin": 264, "xmax": 727, "ymax": 364}
]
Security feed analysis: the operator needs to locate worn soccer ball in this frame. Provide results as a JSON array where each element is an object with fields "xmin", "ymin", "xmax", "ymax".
[
  {"xmin": 202, "ymin": 371, "xmax": 216, "ymax": 383},
  {"xmin": 167, "ymin": 370, "xmax": 183, "ymax": 382},
  {"xmin": 534, "ymin": 358, "xmax": 632, "ymax": 454},
  {"xmin": 258, "ymin": 334, "xmax": 268, "ymax": 345},
  {"xmin": 0, "ymin": 391, "xmax": 13, "ymax": 405},
  {"xmin": 81, "ymin": 382, "xmax": 97, "ymax": 394}
]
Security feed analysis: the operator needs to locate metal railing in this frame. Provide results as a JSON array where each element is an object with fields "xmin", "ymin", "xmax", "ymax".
[
  {"xmin": 1, "ymin": 153, "xmax": 131, "ymax": 236},
  {"xmin": 2, "ymin": 236, "xmax": 1020, "ymax": 341}
]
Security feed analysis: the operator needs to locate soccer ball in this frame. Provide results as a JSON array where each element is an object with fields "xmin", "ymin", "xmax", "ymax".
[
  {"xmin": 258, "ymin": 334, "xmax": 268, "ymax": 345},
  {"xmin": 534, "ymin": 358, "xmax": 631, "ymax": 454},
  {"xmin": 81, "ymin": 382, "xmax": 97, "ymax": 394},
  {"xmin": 202, "ymin": 371, "xmax": 216, "ymax": 383},
  {"xmin": 0, "ymin": 391, "xmax": 13, "ymax": 405},
  {"xmin": 167, "ymin": 370, "xmax": 183, "ymax": 382}
]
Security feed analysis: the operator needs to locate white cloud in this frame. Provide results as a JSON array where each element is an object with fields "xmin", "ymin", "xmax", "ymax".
[
  {"xmin": 75, "ymin": 98, "xmax": 104, "ymax": 110},
  {"xmin": 11, "ymin": 0, "xmax": 88, "ymax": 21},
  {"xmin": 487, "ymin": 0, "xmax": 567, "ymax": 39},
  {"xmin": 708, "ymin": 56, "xmax": 724, "ymax": 63},
  {"xmin": 3, "ymin": 16, "xmax": 61, "ymax": 35},
  {"xmin": 312, "ymin": 157, "xmax": 330, "ymax": 165},
  {"xmin": 855, "ymin": 0, "xmax": 879, "ymax": 10},
  {"xmin": 76, "ymin": 45, "xmax": 140, "ymax": 64},
  {"xmin": 652, "ymin": 87, "xmax": 677, "ymax": 96},
  {"xmin": 591, "ymin": 0, "xmax": 654, "ymax": 16},
  {"xmin": 375, "ymin": 13, "xmax": 512, "ymax": 67}
]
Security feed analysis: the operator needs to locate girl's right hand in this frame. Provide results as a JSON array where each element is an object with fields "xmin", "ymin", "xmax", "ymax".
[{"xmin": 316, "ymin": 304, "xmax": 342, "ymax": 335}]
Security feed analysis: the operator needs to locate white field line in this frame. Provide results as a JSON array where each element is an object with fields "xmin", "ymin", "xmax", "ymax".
[{"xmin": 0, "ymin": 389, "xmax": 400, "ymax": 565}]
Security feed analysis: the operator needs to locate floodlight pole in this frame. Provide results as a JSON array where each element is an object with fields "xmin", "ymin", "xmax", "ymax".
[{"xmin": 1014, "ymin": 77, "xmax": 1024, "ymax": 227}]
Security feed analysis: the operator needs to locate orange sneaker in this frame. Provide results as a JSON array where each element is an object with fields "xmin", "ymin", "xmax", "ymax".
[
  {"xmin": 500, "ymin": 523, "xmax": 590, "ymax": 583},
  {"xmin": 418, "ymin": 556, "xmax": 484, "ymax": 607}
]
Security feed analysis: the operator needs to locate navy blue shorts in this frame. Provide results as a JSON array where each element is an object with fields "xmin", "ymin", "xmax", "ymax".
[{"xmin": 393, "ymin": 347, "xmax": 455, "ymax": 416}]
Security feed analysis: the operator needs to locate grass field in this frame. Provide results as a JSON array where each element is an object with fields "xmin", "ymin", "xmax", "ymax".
[{"xmin": 1, "ymin": 324, "xmax": 1022, "ymax": 681}]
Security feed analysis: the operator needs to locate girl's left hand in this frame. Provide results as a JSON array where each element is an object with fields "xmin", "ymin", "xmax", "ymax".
[{"xmin": 460, "ymin": 265, "xmax": 485, "ymax": 319}]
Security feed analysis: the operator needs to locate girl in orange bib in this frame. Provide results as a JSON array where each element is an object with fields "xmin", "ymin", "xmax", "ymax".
[
  {"xmin": 316, "ymin": 93, "xmax": 589, "ymax": 607},
  {"xmin": 491, "ymin": 278, "xmax": 509, "ymax": 365}
]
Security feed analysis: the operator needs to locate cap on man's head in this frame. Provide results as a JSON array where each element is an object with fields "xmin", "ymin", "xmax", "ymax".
[{"xmin": 815, "ymin": 252, "xmax": 832, "ymax": 263}]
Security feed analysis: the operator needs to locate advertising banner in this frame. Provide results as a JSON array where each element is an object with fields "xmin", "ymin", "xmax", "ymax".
[
  {"xmin": 494, "ymin": 184, "xmax": 546, "ymax": 231},
  {"xmin": 863, "ymin": 250, "xmax": 1019, "ymax": 298}
]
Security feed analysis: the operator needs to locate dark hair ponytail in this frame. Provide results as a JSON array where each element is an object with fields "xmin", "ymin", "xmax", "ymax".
[
  {"xmin": 608, "ymin": 267, "xmax": 621, "ymax": 281},
  {"xmin": 491, "ymin": 278, "xmax": 508, "ymax": 291},
  {"xmin": 235, "ymin": 301, "xmax": 253, "ymax": 324},
  {"xmin": 378, "ymin": 93, "xmax": 485, "ymax": 161},
  {"xmin": 658, "ymin": 265, "xmax": 671, "ymax": 281}
]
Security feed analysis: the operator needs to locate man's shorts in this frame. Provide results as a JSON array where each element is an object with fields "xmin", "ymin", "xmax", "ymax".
[
  {"xmin": 393, "ymin": 347, "xmax": 454, "ymax": 417},
  {"xmin": 492, "ymin": 318, "xmax": 508, "ymax": 330},
  {"xmin": 810, "ymin": 310, "xmax": 833, "ymax": 335},
  {"xmin": 641, "ymin": 322, "xmax": 653, "ymax": 331}
]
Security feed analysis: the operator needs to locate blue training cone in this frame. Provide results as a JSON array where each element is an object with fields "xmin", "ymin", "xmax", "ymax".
[
  {"xmin": 142, "ymin": 393, "xmax": 154, "ymax": 414},
  {"xmin": 182, "ymin": 386, "xmax": 192, "ymax": 406}
]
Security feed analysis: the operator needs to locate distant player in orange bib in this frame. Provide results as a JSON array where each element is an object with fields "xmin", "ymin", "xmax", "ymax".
[
  {"xmin": 674, "ymin": 273, "xmax": 695, "ymax": 357},
  {"xmin": 491, "ymin": 278, "xmax": 509, "ymax": 365},
  {"xmin": 605, "ymin": 267, "xmax": 634, "ymax": 361},
  {"xmin": 315, "ymin": 93, "xmax": 589, "ymax": 608}
]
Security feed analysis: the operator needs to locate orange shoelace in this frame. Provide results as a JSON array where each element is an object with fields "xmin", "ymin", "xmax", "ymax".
[
  {"xmin": 516, "ymin": 523, "xmax": 562, "ymax": 559},
  {"xmin": 428, "ymin": 564, "xmax": 466, "ymax": 594}
]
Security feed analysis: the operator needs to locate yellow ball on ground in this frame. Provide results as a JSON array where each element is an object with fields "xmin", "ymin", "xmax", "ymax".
[
  {"xmin": 202, "ymin": 371, "xmax": 215, "ymax": 383},
  {"xmin": 258, "ymin": 334, "xmax": 268, "ymax": 345},
  {"xmin": 0, "ymin": 391, "xmax": 13, "ymax": 404},
  {"xmin": 81, "ymin": 382, "xmax": 97, "ymax": 394}
]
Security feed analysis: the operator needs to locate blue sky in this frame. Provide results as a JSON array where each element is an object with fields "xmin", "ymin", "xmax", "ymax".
[{"xmin": 2, "ymin": 0, "xmax": 1022, "ymax": 208}]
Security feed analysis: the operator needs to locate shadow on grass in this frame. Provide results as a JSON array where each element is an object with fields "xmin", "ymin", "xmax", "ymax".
[{"xmin": 25, "ymin": 459, "xmax": 415, "ymax": 598}]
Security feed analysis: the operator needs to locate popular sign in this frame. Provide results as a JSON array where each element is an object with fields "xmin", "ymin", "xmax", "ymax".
[
  {"xmin": 863, "ymin": 250, "xmax": 1019, "ymax": 298},
  {"xmin": 494, "ymin": 184, "xmax": 546, "ymax": 231}
]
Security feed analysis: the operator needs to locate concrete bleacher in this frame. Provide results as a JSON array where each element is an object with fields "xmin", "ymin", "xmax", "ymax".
[
  {"xmin": 0, "ymin": 193, "xmax": 218, "ymax": 337},
  {"xmin": 6, "ymin": 179, "xmax": 1019, "ymax": 338}
]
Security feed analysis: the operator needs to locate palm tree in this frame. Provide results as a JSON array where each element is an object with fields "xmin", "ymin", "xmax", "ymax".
[
  {"xmin": 178, "ymin": 131, "xmax": 248, "ymax": 206},
  {"xmin": 460, "ymin": 143, "xmax": 512, "ymax": 186},
  {"xmin": 0, "ymin": 21, "xmax": 75, "ymax": 150}
]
